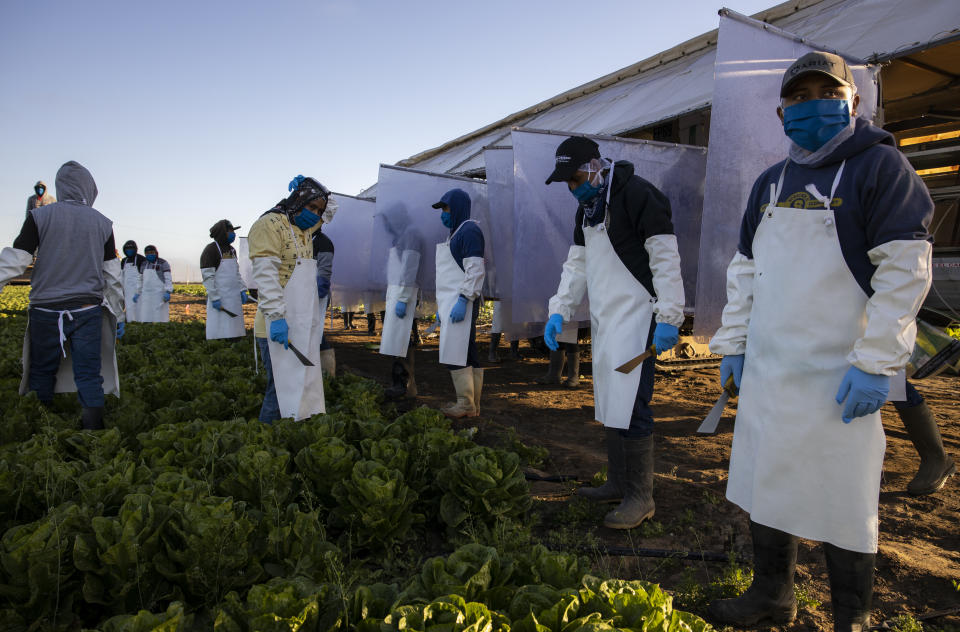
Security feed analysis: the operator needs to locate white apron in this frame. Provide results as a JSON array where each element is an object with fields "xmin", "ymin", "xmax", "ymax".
[
  {"xmin": 583, "ymin": 219, "xmax": 655, "ymax": 429},
  {"xmin": 122, "ymin": 263, "xmax": 140, "ymax": 322},
  {"xmin": 140, "ymin": 266, "xmax": 169, "ymax": 323},
  {"xmin": 19, "ymin": 305, "xmax": 120, "ymax": 397},
  {"xmin": 267, "ymin": 228, "xmax": 325, "ymax": 421},
  {"xmin": 205, "ymin": 249, "xmax": 246, "ymax": 340},
  {"xmin": 379, "ymin": 247, "xmax": 417, "ymax": 358},
  {"xmin": 727, "ymin": 161, "xmax": 885, "ymax": 554},
  {"xmin": 435, "ymin": 223, "xmax": 476, "ymax": 367}
]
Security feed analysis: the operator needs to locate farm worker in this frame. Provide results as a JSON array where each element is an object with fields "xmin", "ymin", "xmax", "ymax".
[
  {"xmin": 0, "ymin": 161, "xmax": 124, "ymax": 430},
  {"xmin": 134, "ymin": 245, "xmax": 172, "ymax": 323},
  {"xmin": 200, "ymin": 219, "xmax": 250, "ymax": 340},
  {"xmin": 312, "ymin": 223, "xmax": 336, "ymax": 376},
  {"xmin": 432, "ymin": 188, "xmax": 486, "ymax": 418},
  {"xmin": 707, "ymin": 52, "xmax": 933, "ymax": 631},
  {"xmin": 894, "ymin": 381, "xmax": 954, "ymax": 495},
  {"xmin": 120, "ymin": 240, "xmax": 145, "ymax": 322},
  {"xmin": 26, "ymin": 180, "xmax": 56, "ymax": 217},
  {"xmin": 543, "ymin": 136, "xmax": 684, "ymax": 530},
  {"xmin": 248, "ymin": 175, "xmax": 336, "ymax": 422}
]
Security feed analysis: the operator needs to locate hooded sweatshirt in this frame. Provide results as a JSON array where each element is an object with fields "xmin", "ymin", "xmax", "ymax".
[
  {"xmin": 121, "ymin": 239, "xmax": 145, "ymax": 270},
  {"xmin": 737, "ymin": 118, "xmax": 933, "ymax": 296},
  {"xmin": 14, "ymin": 162, "xmax": 117, "ymax": 308},
  {"xmin": 438, "ymin": 189, "xmax": 484, "ymax": 269},
  {"xmin": 380, "ymin": 204, "xmax": 425, "ymax": 287},
  {"xmin": 200, "ymin": 220, "xmax": 238, "ymax": 271},
  {"xmin": 26, "ymin": 180, "xmax": 56, "ymax": 214}
]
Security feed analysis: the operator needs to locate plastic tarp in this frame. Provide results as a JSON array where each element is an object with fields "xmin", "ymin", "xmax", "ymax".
[
  {"xmin": 692, "ymin": 12, "xmax": 880, "ymax": 339},
  {"xmin": 237, "ymin": 236, "xmax": 253, "ymax": 290},
  {"xmin": 511, "ymin": 127, "xmax": 707, "ymax": 324},
  {"xmin": 322, "ymin": 194, "xmax": 377, "ymax": 311}
]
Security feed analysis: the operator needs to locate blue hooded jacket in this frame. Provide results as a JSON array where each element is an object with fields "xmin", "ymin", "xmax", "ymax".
[
  {"xmin": 437, "ymin": 188, "xmax": 484, "ymax": 270},
  {"xmin": 738, "ymin": 118, "xmax": 932, "ymax": 297}
]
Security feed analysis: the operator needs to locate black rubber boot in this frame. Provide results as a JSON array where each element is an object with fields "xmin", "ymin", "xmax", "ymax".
[
  {"xmin": 563, "ymin": 346, "xmax": 581, "ymax": 387},
  {"xmin": 576, "ymin": 428, "xmax": 624, "ymax": 503},
  {"xmin": 536, "ymin": 348, "xmax": 565, "ymax": 384},
  {"xmin": 898, "ymin": 401, "xmax": 956, "ymax": 495},
  {"xmin": 488, "ymin": 332, "xmax": 502, "ymax": 363},
  {"xmin": 603, "ymin": 434, "xmax": 656, "ymax": 529},
  {"xmin": 824, "ymin": 543, "xmax": 875, "ymax": 632},
  {"xmin": 81, "ymin": 406, "xmax": 105, "ymax": 431},
  {"xmin": 509, "ymin": 340, "xmax": 522, "ymax": 361},
  {"xmin": 343, "ymin": 312, "xmax": 352, "ymax": 329},
  {"xmin": 384, "ymin": 360, "xmax": 408, "ymax": 400},
  {"xmin": 367, "ymin": 313, "xmax": 376, "ymax": 334},
  {"xmin": 708, "ymin": 521, "xmax": 798, "ymax": 626},
  {"xmin": 405, "ymin": 345, "xmax": 417, "ymax": 397}
]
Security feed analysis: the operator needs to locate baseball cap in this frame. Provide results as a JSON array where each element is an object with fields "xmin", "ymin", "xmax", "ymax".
[
  {"xmin": 545, "ymin": 136, "xmax": 601, "ymax": 185},
  {"xmin": 781, "ymin": 51, "xmax": 855, "ymax": 97}
]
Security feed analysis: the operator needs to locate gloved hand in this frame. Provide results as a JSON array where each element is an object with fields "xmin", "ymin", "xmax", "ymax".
[
  {"xmin": 395, "ymin": 301, "xmax": 407, "ymax": 319},
  {"xmin": 288, "ymin": 174, "xmax": 305, "ymax": 192},
  {"xmin": 544, "ymin": 313, "xmax": 564, "ymax": 351},
  {"xmin": 240, "ymin": 290, "xmax": 251, "ymax": 304},
  {"xmin": 270, "ymin": 318, "xmax": 290, "ymax": 349},
  {"xmin": 720, "ymin": 354, "xmax": 745, "ymax": 390},
  {"xmin": 652, "ymin": 322, "xmax": 679, "ymax": 355},
  {"xmin": 116, "ymin": 322, "xmax": 125, "ymax": 339},
  {"xmin": 434, "ymin": 311, "xmax": 440, "ymax": 325},
  {"xmin": 835, "ymin": 365, "xmax": 889, "ymax": 424},
  {"xmin": 316, "ymin": 276, "xmax": 330, "ymax": 299},
  {"xmin": 132, "ymin": 293, "xmax": 140, "ymax": 303},
  {"xmin": 212, "ymin": 299, "xmax": 223, "ymax": 311},
  {"xmin": 163, "ymin": 291, "xmax": 171, "ymax": 302},
  {"xmin": 449, "ymin": 296, "xmax": 468, "ymax": 323}
]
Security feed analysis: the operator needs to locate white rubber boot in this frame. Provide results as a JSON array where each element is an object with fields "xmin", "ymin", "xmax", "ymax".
[
  {"xmin": 472, "ymin": 368, "xmax": 484, "ymax": 415},
  {"xmin": 441, "ymin": 367, "xmax": 477, "ymax": 418}
]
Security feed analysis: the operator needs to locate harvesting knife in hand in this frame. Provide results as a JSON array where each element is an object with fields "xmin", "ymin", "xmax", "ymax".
[
  {"xmin": 286, "ymin": 341, "xmax": 315, "ymax": 367},
  {"xmin": 697, "ymin": 376, "xmax": 738, "ymax": 435},
  {"xmin": 614, "ymin": 345, "xmax": 656, "ymax": 374},
  {"xmin": 219, "ymin": 306, "xmax": 239, "ymax": 318}
]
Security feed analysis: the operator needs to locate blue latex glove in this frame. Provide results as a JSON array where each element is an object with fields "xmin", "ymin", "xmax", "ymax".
[
  {"xmin": 212, "ymin": 299, "xmax": 223, "ymax": 311},
  {"xmin": 652, "ymin": 322, "xmax": 679, "ymax": 355},
  {"xmin": 449, "ymin": 296, "xmax": 468, "ymax": 323},
  {"xmin": 544, "ymin": 313, "xmax": 564, "ymax": 351},
  {"xmin": 270, "ymin": 318, "xmax": 290, "ymax": 349},
  {"xmin": 720, "ymin": 354, "xmax": 745, "ymax": 390},
  {"xmin": 240, "ymin": 290, "xmax": 251, "ymax": 304},
  {"xmin": 163, "ymin": 291, "xmax": 171, "ymax": 302},
  {"xmin": 288, "ymin": 174, "xmax": 305, "ymax": 192},
  {"xmin": 835, "ymin": 366, "xmax": 889, "ymax": 424},
  {"xmin": 434, "ymin": 311, "xmax": 440, "ymax": 324},
  {"xmin": 116, "ymin": 322, "xmax": 125, "ymax": 339},
  {"xmin": 132, "ymin": 293, "xmax": 140, "ymax": 303},
  {"xmin": 316, "ymin": 276, "xmax": 330, "ymax": 299},
  {"xmin": 395, "ymin": 301, "xmax": 407, "ymax": 319}
]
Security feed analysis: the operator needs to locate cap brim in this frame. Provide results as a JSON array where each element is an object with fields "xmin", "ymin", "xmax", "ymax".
[
  {"xmin": 431, "ymin": 201, "xmax": 445, "ymax": 209},
  {"xmin": 545, "ymin": 163, "xmax": 577, "ymax": 185}
]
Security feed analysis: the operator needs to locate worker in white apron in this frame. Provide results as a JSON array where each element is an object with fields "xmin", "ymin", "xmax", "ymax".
[
  {"xmin": 377, "ymin": 204, "xmax": 425, "ymax": 399},
  {"xmin": 431, "ymin": 189, "xmax": 486, "ymax": 418},
  {"xmin": 0, "ymin": 160, "xmax": 125, "ymax": 430},
  {"xmin": 249, "ymin": 175, "xmax": 336, "ymax": 422},
  {"xmin": 543, "ymin": 136, "xmax": 685, "ymax": 531},
  {"xmin": 312, "ymin": 226, "xmax": 335, "ymax": 376},
  {"xmin": 708, "ymin": 52, "xmax": 934, "ymax": 632},
  {"xmin": 201, "ymin": 219, "xmax": 250, "ymax": 340},
  {"xmin": 135, "ymin": 245, "xmax": 172, "ymax": 323},
  {"xmin": 120, "ymin": 240, "xmax": 144, "ymax": 322}
]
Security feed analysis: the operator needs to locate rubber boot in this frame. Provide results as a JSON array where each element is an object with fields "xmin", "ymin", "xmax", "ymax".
[
  {"xmin": 405, "ymin": 346, "xmax": 417, "ymax": 397},
  {"xmin": 708, "ymin": 521, "xmax": 798, "ymax": 626},
  {"xmin": 576, "ymin": 427, "xmax": 624, "ymax": 502},
  {"xmin": 563, "ymin": 346, "xmax": 581, "ymax": 387},
  {"xmin": 441, "ymin": 367, "xmax": 477, "ymax": 418},
  {"xmin": 824, "ymin": 543, "xmax": 875, "ymax": 632},
  {"xmin": 343, "ymin": 312, "xmax": 352, "ymax": 329},
  {"xmin": 509, "ymin": 340, "xmax": 522, "ymax": 361},
  {"xmin": 535, "ymin": 348, "xmax": 565, "ymax": 384},
  {"xmin": 488, "ymin": 332, "xmax": 502, "ymax": 363},
  {"xmin": 367, "ymin": 312, "xmax": 376, "ymax": 334},
  {"xmin": 81, "ymin": 406, "xmax": 105, "ymax": 431},
  {"xmin": 384, "ymin": 360, "xmax": 408, "ymax": 399},
  {"xmin": 898, "ymin": 401, "xmax": 956, "ymax": 495},
  {"xmin": 472, "ymin": 368, "xmax": 484, "ymax": 414},
  {"xmin": 319, "ymin": 349, "xmax": 336, "ymax": 378},
  {"xmin": 603, "ymin": 434, "xmax": 656, "ymax": 529}
]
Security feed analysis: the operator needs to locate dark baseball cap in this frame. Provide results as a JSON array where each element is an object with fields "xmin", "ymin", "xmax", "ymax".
[
  {"xmin": 780, "ymin": 51, "xmax": 855, "ymax": 97},
  {"xmin": 545, "ymin": 136, "xmax": 601, "ymax": 185}
]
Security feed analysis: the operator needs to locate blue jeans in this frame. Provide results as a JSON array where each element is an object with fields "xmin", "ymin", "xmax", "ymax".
[
  {"xmin": 893, "ymin": 380, "xmax": 924, "ymax": 411},
  {"xmin": 29, "ymin": 306, "xmax": 104, "ymax": 407},
  {"xmin": 443, "ymin": 299, "xmax": 481, "ymax": 371},
  {"xmin": 621, "ymin": 317, "xmax": 658, "ymax": 439},
  {"xmin": 256, "ymin": 337, "xmax": 281, "ymax": 423}
]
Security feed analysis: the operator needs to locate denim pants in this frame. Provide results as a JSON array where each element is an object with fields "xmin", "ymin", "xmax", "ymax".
[
  {"xmin": 621, "ymin": 317, "xmax": 658, "ymax": 439},
  {"xmin": 29, "ymin": 306, "xmax": 104, "ymax": 407},
  {"xmin": 892, "ymin": 380, "xmax": 924, "ymax": 411},
  {"xmin": 256, "ymin": 337, "xmax": 281, "ymax": 423},
  {"xmin": 443, "ymin": 299, "xmax": 481, "ymax": 371}
]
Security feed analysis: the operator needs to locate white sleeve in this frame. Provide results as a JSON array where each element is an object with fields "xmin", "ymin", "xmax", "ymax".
[
  {"xmin": 163, "ymin": 270, "xmax": 173, "ymax": 293},
  {"xmin": 709, "ymin": 252, "xmax": 756, "ymax": 356},
  {"xmin": 201, "ymin": 267, "xmax": 219, "ymax": 302},
  {"xmin": 548, "ymin": 245, "xmax": 587, "ymax": 321},
  {"xmin": 849, "ymin": 240, "xmax": 932, "ymax": 376},
  {"xmin": 0, "ymin": 247, "xmax": 33, "ymax": 289},
  {"xmin": 644, "ymin": 234, "xmax": 685, "ymax": 327},
  {"xmin": 458, "ymin": 256, "xmax": 485, "ymax": 300},
  {"xmin": 101, "ymin": 258, "xmax": 125, "ymax": 323},
  {"xmin": 137, "ymin": 268, "xmax": 144, "ymax": 294},
  {"xmin": 399, "ymin": 249, "xmax": 421, "ymax": 287},
  {"xmin": 252, "ymin": 256, "xmax": 285, "ymax": 322}
]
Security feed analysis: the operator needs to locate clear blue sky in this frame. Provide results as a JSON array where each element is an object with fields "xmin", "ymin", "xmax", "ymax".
[{"xmin": 1, "ymin": 0, "xmax": 775, "ymax": 280}]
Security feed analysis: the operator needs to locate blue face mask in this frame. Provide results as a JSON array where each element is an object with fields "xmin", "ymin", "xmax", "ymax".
[
  {"xmin": 782, "ymin": 99, "xmax": 851, "ymax": 152},
  {"xmin": 227, "ymin": 232, "xmax": 236, "ymax": 244},
  {"xmin": 123, "ymin": 248, "xmax": 135, "ymax": 257},
  {"xmin": 571, "ymin": 180, "xmax": 602, "ymax": 202},
  {"xmin": 441, "ymin": 211, "xmax": 454, "ymax": 229},
  {"xmin": 36, "ymin": 187, "xmax": 45, "ymax": 196},
  {"xmin": 293, "ymin": 209, "xmax": 321, "ymax": 230},
  {"xmin": 146, "ymin": 254, "xmax": 157, "ymax": 262}
]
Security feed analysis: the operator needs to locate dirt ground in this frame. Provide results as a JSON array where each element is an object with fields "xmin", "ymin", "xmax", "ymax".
[{"xmin": 171, "ymin": 295, "xmax": 960, "ymax": 630}]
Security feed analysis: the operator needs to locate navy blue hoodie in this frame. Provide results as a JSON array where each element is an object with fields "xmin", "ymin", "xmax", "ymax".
[
  {"xmin": 738, "ymin": 118, "xmax": 933, "ymax": 297},
  {"xmin": 438, "ymin": 188, "xmax": 485, "ymax": 270}
]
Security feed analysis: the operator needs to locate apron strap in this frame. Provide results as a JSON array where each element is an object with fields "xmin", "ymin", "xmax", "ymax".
[
  {"xmin": 34, "ymin": 304, "xmax": 98, "ymax": 357},
  {"xmin": 804, "ymin": 160, "xmax": 846, "ymax": 212},
  {"xmin": 768, "ymin": 160, "xmax": 789, "ymax": 209}
]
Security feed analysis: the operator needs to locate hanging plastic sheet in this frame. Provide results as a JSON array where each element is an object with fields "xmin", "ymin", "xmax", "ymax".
[
  {"xmin": 321, "ymin": 194, "xmax": 377, "ymax": 312},
  {"xmin": 692, "ymin": 10, "xmax": 880, "ymax": 340},
  {"xmin": 370, "ymin": 165, "xmax": 496, "ymax": 300},
  {"xmin": 511, "ymin": 127, "xmax": 707, "ymax": 324},
  {"xmin": 237, "ymin": 236, "xmax": 254, "ymax": 290}
]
